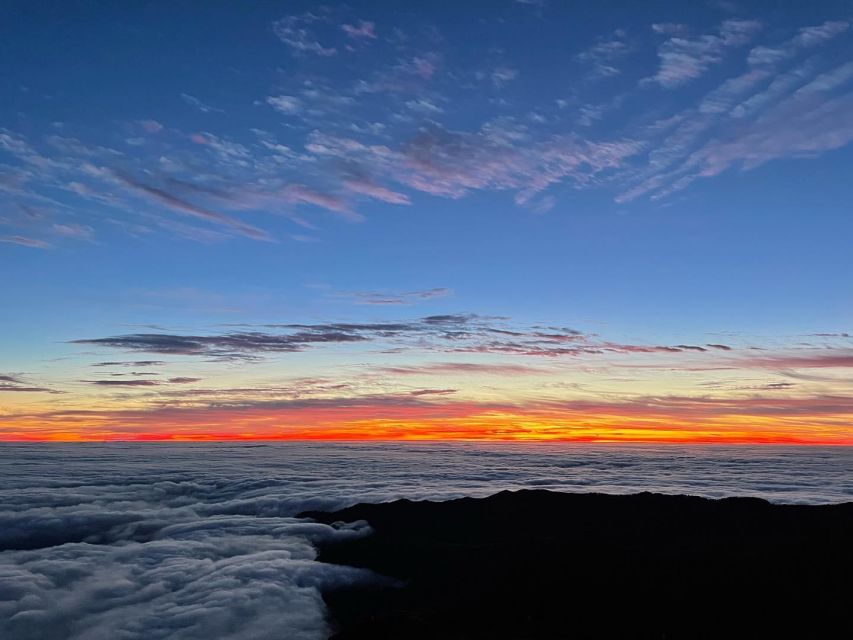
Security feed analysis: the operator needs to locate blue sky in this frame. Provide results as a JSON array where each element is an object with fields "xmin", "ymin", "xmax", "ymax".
[{"xmin": 0, "ymin": 1, "xmax": 851, "ymax": 441}]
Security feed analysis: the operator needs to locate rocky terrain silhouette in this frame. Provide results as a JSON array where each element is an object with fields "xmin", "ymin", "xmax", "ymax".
[{"xmin": 306, "ymin": 490, "xmax": 853, "ymax": 639}]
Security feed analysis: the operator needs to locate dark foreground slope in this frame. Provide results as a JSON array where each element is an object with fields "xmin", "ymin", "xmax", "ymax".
[{"xmin": 304, "ymin": 490, "xmax": 853, "ymax": 639}]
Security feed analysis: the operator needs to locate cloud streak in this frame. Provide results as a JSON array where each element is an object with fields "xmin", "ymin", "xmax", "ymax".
[
  {"xmin": 0, "ymin": 374, "xmax": 61, "ymax": 394},
  {"xmin": 0, "ymin": 235, "xmax": 51, "ymax": 249},
  {"xmin": 68, "ymin": 314, "xmax": 747, "ymax": 363},
  {"xmin": 67, "ymin": 316, "xmax": 593, "ymax": 361},
  {"xmin": 116, "ymin": 174, "xmax": 273, "ymax": 241},
  {"xmin": 86, "ymin": 379, "xmax": 161, "ymax": 386},
  {"xmin": 378, "ymin": 362, "xmax": 549, "ymax": 376},
  {"xmin": 336, "ymin": 287, "xmax": 450, "ymax": 305}
]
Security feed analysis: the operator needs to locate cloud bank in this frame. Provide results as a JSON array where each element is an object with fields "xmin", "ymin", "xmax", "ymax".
[{"xmin": 0, "ymin": 451, "xmax": 381, "ymax": 640}]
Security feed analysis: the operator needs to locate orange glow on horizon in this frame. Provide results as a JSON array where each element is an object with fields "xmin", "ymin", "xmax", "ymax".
[{"xmin": 2, "ymin": 400, "xmax": 851, "ymax": 444}]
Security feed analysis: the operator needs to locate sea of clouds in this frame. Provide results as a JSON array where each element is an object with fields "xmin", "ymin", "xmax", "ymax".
[{"xmin": 1, "ymin": 442, "xmax": 851, "ymax": 639}]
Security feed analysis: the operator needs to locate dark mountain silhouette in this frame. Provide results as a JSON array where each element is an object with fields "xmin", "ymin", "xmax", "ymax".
[{"xmin": 304, "ymin": 490, "xmax": 853, "ymax": 639}]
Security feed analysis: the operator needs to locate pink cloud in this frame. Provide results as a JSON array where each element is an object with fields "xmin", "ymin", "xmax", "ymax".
[
  {"xmin": 344, "ymin": 179, "xmax": 411, "ymax": 205},
  {"xmin": 743, "ymin": 353, "xmax": 853, "ymax": 369},
  {"xmin": 53, "ymin": 223, "xmax": 94, "ymax": 239},
  {"xmin": 379, "ymin": 362, "xmax": 549, "ymax": 375},
  {"xmin": 282, "ymin": 184, "xmax": 362, "ymax": 221},
  {"xmin": 0, "ymin": 235, "xmax": 51, "ymax": 249}
]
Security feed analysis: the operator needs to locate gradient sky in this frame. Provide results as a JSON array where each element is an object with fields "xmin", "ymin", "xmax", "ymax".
[{"xmin": 1, "ymin": 0, "xmax": 851, "ymax": 442}]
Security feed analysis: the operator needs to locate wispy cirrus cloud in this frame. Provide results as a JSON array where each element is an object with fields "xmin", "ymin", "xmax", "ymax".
[
  {"xmin": 335, "ymin": 287, "xmax": 450, "ymax": 305},
  {"xmin": 116, "ymin": 174, "xmax": 274, "ymax": 241},
  {"xmin": 341, "ymin": 20, "xmax": 376, "ymax": 40},
  {"xmin": 575, "ymin": 30, "xmax": 631, "ymax": 78},
  {"xmin": 266, "ymin": 95, "xmax": 303, "ymax": 115},
  {"xmin": 692, "ymin": 72, "xmax": 853, "ymax": 175},
  {"xmin": 91, "ymin": 361, "xmax": 166, "ymax": 367},
  {"xmin": 742, "ymin": 352, "xmax": 853, "ymax": 370},
  {"xmin": 342, "ymin": 178, "xmax": 411, "ymax": 205},
  {"xmin": 281, "ymin": 184, "xmax": 361, "ymax": 221},
  {"xmin": 84, "ymin": 377, "xmax": 203, "ymax": 387},
  {"xmin": 645, "ymin": 19, "xmax": 762, "ymax": 88},
  {"xmin": 748, "ymin": 20, "xmax": 848, "ymax": 66},
  {"xmin": 180, "ymin": 93, "xmax": 224, "ymax": 114},
  {"xmin": 273, "ymin": 12, "xmax": 337, "ymax": 56},
  {"xmin": 628, "ymin": 69, "xmax": 853, "ymax": 201},
  {"xmin": 0, "ymin": 374, "xmax": 62, "ymax": 394},
  {"xmin": 52, "ymin": 223, "xmax": 94, "ymax": 240},
  {"xmin": 616, "ymin": 20, "xmax": 853, "ymax": 202},
  {"xmin": 399, "ymin": 123, "xmax": 642, "ymax": 201},
  {"xmin": 106, "ymin": 372, "xmax": 159, "ymax": 377},
  {"xmin": 0, "ymin": 235, "xmax": 51, "ymax": 249},
  {"xmin": 377, "ymin": 362, "xmax": 549, "ymax": 376},
  {"xmin": 491, "ymin": 67, "xmax": 519, "ymax": 88},
  {"xmin": 2, "ymin": 10, "xmax": 853, "ymax": 246}
]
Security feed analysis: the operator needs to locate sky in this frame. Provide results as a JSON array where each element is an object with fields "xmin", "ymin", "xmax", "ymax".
[{"xmin": 0, "ymin": 0, "xmax": 851, "ymax": 443}]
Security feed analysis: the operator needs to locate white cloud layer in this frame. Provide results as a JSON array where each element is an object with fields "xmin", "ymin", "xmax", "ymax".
[{"xmin": 1, "ymin": 443, "xmax": 850, "ymax": 638}]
